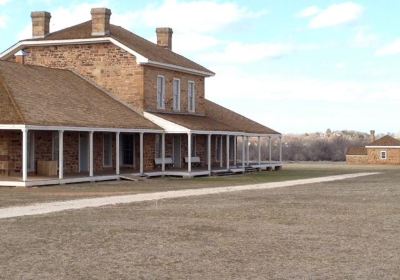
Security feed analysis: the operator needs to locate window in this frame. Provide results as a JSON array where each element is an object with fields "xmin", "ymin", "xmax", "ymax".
[
  {"xmin": 52, "ymin": 132, "xmax": 59, "ymax": 161},
  {"xmin": 188, "ymin": 81, "xmax": 195, "ymax": 112},
  {"xmin": 173, "ymin": 78, "xmax": 181, "ymax": 111},
  {"xmin": 380, "ymin": 151, "xmax": 387, "ymax": 160},
  {"xmin": 103, "ymin": 133, "xmax": 113, "ymax": 167},
  {"xmin": 121, "ymin": 134, "xmax": 134, "ymax": 166},
  {"xmin": 157, "ymin": 75, "xmax": 165, "ymax": 109},
  {"xmin": 191, "ymin": 135, "xmax": 197, "ymax": 157},
  {"xmin": 155, "ymin": 134, "xmax": 162, "ymax": 158}
]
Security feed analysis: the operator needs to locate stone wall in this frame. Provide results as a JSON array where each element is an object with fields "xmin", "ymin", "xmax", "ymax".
[
  {"xmin": 13, "ymin": 43, "xmax": 145, "ymax": 111},
  {"xmin": 367, "ymin": 148, "xmax": 400, "ymax": 165},
  {"xmin": 143, "ymin": 65, "xmax": 205, "ymax": 115},
  {"xmin": 346, "ymin": 155, "xmax": 368, "ymax": 165}
]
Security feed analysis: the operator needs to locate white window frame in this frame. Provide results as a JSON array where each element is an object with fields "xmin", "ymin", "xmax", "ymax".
[
  {"xmin": 188, "ymin": 80, "xmax": 195, "ymax": 113},
  {"xmin": 380, "ymin": 150, "xmax": 387, "ymax": 160},
  {"xmin": 103, "ymin": 133, "xmax": 113, "ymax": 167},
  {"xmin": 173, "ymin": 78, "xmax": 181, "ymax": 111},
  {"xmin": 157, "ymin": 75, "xmax": 166, "ymax": 110}
]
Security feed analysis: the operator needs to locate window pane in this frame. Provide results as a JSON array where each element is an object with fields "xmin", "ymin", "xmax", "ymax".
[{"xmin": 157, "ymin": 76, "xmax": 165, "ymax": 109}]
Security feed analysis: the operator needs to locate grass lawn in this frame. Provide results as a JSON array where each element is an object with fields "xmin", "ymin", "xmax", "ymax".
[
  {"xmin": 0, "ymin": 162, "xmax": 387, "ymax": 208},
  {"xmin": 0, "ymin": 164, "xmax": 399, "ymax": 278}
]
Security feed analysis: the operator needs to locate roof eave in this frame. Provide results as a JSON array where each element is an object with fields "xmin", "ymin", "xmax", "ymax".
[{"xmin": 0, "ymin": 37, "xmax": 215, "ymax": 77}]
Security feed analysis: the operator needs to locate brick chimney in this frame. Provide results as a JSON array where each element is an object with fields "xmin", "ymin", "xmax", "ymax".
[
  {"xmin": 31, "ymin": 11, "xmax": 51, "ymax": 38},
  {"xmin": 91, "ymin": 8, "xmax": 111, "ymax": 36},
  {"xmin": 370, "ymin": 130, "xmax": 376, "ymax": 142},
  {"xmin": 156, "ymin": 27, "xmax": 173, "ymax": 50}
]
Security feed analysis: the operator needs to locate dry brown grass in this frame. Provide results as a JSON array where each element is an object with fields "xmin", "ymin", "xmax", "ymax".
[
  {"xmin": 0, "ymin": 162, "xmax": 377, "ymax": 208},
  {"xmin": 0, "ymin": 164, "xmax": 399, "ymax": 279}
]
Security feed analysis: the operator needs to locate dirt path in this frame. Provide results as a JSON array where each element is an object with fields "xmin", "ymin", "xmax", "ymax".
[{"xmin": 0, "ymin": 172, "xmax": 378, "ymax": 219}]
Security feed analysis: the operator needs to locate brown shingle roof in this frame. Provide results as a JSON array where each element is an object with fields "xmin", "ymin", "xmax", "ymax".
[
  {"xmin": 151, "ymin": 100, "xmax": 280, "ymax": 134},
  {"xmin": 369, "ymin": 135, "xmax": 400, "ymax": 146},
  {"xmin": 27, "ymin": 21, "xmax": 213, "ymax": 75},
  {"xmin": 346, "ymin": 146, "xmax": 367, "ymax": 155},
  {"xmin": 0, "ymin": 61, "xmax": 160, "ymax": 130},
  {"xmin": 205, "ymin": 100, "xmax": 280, "ymax": 134}
]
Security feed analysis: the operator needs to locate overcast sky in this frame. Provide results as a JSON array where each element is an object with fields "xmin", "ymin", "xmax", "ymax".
[{"xmin": 1, "ymin": 0, "xmax": 400, "ymax": 135}]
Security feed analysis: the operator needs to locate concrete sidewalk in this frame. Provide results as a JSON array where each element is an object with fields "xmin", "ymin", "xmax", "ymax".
[{"xmin": 0, "ymin": 172, "xmax": 378, "ymax": 219}]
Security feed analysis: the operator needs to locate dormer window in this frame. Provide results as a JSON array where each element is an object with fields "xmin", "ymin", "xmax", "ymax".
[
  {"xmin": 157, "ymin": 75, "xmax": 165, "ymax": 109},
  {"xmin": 173, "ymin": 78, "xmax": 181, "ymax": 111},
  {"xmin": 188, "ymin": 81, "xmax": 195, "ymax": 113}
]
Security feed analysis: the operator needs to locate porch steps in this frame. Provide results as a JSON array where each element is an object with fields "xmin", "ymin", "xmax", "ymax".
[
  {"xmin": 119, "ymin": 175, "xmax": 145, "ymax": 181},
  {"xmin": 244, "ymin": 167, "xmax": 258, "ymax": 173}
]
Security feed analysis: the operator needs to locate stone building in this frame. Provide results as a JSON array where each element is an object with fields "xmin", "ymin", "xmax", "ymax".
[
  {"xmin": 0, "ymin": 8, "xmax": 282, "ymax": 187},
  {"xmin": 346, "ymin": 135, "xmax": 400, "ymax": 165}
]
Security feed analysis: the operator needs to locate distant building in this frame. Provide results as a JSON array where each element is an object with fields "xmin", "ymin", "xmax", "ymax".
[{"xmin": 346, "ymin": 135, "xmax": 400, "ymax": 165}]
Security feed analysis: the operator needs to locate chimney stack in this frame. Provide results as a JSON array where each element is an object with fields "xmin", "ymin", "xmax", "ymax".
[
  {"xmin": 370, "ymin": 130, "xmax": 376, "ymax": 142},
  {"xmin": 91, "ymin": 8, "xmax": 111, "ymax": 36},
  {"xmin": 156, "ymin": 27, "xmax": 173, "ymax": 50},
  {"xmin": 31, "ymin": 11, "xmax": 51, "ymax": 38}
]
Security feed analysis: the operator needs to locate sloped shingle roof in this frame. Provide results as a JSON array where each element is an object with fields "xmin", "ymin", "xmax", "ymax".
[
  {"xmin": 0, "ymin": 61, "xmax": 160, "ymax": 130},
  {"xmin": 346, "ymin": 146, "xmax": 367, "ymax": 155},
  {"xmin": 369, "ymin": 135, "xmax": 400, "ymax": 146},
  {"xmin": 151, "ymin": 100, "xmax": 280, "ymax": 134},
  {"xmin": 26, "ymin": 21, "xmax": 213, "ymax": 75}
]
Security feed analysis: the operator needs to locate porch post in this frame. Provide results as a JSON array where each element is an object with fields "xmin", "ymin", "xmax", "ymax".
[
  {"xmin": 116, "ymin": 132, "xmax": 120, "ymax": 175},
  {"xmin": 226, "ymin": 135, "xmax": 230, "ymax": 170},
  {"xmin": 219, "ymin": 135, "xmax": 223, "ymax": 168},
  {"xmin": 207, "ymin": 134, "xmax": 211, "ymax": 173},
  {"xmin": 89, "ymin": 131, "xmax": 94, "ymax": 177},
  {"xmin": 234, "ymin": 136, "xmax": 237, "ymax": 166},
  {"xmin": 140, "ymin": 132, "xmax": 144, "ymax": 175},
  {"xmin": 269, "ymin": 136, "xmax": 272, "ymax": 163},
  {"xmin": 161, "ymin": 133, "xmax": 165, "ymax": 172},
  {"xmin": 279, "ymin": 135, "xmax": 283, "ymax": 162},
  {"xmin": 242, "ymin": 135, "xmax": 245, "ymax": 169},
  {"xmin": 22, "ymin": 128, "xmax": 28, "ymax": 182},
  {"xmin": 187, "ymin": 133, "xmax": 192, "ymax": 173},
  {"xmin": 59, "ymin": 130, "xmax": 64, "ymax": 180},
  {"xmin": 246, "ymin": 136, "xmax": 250, "ymax": 166},
  {"xmin": 258, "ymin": 136, "xmax": 261, "ymax": 166}
]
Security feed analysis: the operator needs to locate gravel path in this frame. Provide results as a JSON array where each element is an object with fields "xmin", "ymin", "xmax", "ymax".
[{"xmin": 0, "ymin": 172, "xmax": 378, "ymax": 219}]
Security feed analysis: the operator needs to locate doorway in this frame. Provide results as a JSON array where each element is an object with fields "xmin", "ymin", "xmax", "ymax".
[
  {"xmin": 173, "ymin": 135, "xmax": 181, "ymax": 168},
  {"xmin": 79, "ymin": 133, "xmax": 89, "ymax": 173}
]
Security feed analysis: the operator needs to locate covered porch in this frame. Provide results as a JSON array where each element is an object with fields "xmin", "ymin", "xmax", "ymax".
[{"xmin": 0, "ymin": 125, "xmax": 162, "ymax": 187}]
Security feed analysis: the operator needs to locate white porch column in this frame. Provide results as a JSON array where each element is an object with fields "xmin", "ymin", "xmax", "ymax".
[
  {"xmin": 219, "ymin": 136, "xmax": 223, "ymax": 168},
  {"xmin": 234, "ymin": 136, "xmax": 237, "ymax": 166},
  {"xmin": 59, "ymin": 130, "xmax": 64, "ymax": 180},
  {"xmin": 246, "ymin": 136, "xmax": 250, "ymax": 166},
  {"xmin": 279, "ymin": 136, "xmax": 283, "ymax": 162},
  {"xmin": 89, "ymin": 131, "xmax": 94, "ymax": 177},
  {"xmin": 226, "ymin": 135, "xmax": 230, "ymax": 170},
  {"xmin": 188, "ymin": 133, "xmax": 192, "ymax": 173},
  {"xmin": 22, "ymin": 128, "xmax": 28, "ymax": 182},
  {"xmin": 140, "ymin": 132, "xmax": 144, "ymax": 175},
  {"xmin": 161, "ymin": 133, "xmax": 165, "ymax": 172},
  {"xmin": 258, "ymin": 136, "xmax": 261, "ymax": 166},
  {"xmin": 242, "ymin": 135, "xmax": 245, "ymax": 169},
  {"xmin": 116, "ymin": 132, "xmax": 120, "ymax": 175},
  {"xmin": 207, "ymin": 134, "xmax": 211, "ymax": 173},
  {"xmin": 269, "ymin": 136, "xmax": 272, "ymax": 163}
]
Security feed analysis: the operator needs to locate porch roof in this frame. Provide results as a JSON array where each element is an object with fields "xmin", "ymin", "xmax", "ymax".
[
  {"xmin": 147, "ymin": 100, "xmax": 280, "ymax": 135},
  {"xmin": 0, "ymin": 61, "xmax": 160, "ymax": 130}
]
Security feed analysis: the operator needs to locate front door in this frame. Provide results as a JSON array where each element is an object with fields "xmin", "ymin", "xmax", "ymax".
[
  {"xmin": 173, "ymin": 135, "xmax": 181, "ymax": 168},
  {"xmin": 79, "ymin": 133, "xmax": 89, "ymax": 173},
  {"xmin": 120, "ymin": 134, "xmax": 134, "ymax": 167}
]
